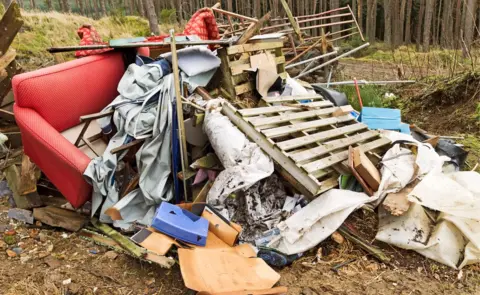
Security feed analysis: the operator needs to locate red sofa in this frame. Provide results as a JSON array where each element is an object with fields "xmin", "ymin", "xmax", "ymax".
[{"xmin": 13, "ymin": 49, "xmax": 148, "ymax": 208}]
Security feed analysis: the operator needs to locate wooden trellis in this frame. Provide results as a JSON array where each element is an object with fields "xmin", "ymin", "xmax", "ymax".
[{"xmin": 222, "ymin": 96, "xmax": 390, "ymax": 199}]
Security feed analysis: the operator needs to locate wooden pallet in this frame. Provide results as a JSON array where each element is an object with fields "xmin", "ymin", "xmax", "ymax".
[
  {"xmin": 218, "ymin": 39, "xmax": 287, "ymax": 104},
  {"xmin": 221, "ymin": 99, "xmax": 391, "ymax": 199}
]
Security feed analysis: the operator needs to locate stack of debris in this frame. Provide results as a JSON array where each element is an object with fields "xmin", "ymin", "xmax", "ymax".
[{"xmin": 1, "ymin": 1, "xmax": 479, "ymax": 294}]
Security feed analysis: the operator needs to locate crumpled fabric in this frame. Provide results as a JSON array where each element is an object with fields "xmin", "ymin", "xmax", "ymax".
[
  {"xmin": 204, "ymin": 100, "xmax": 274, "ymax": 206},
  {"xmin": 84, "ymin": 63, "xmax": 174, "ymax": 229},
  {"xmin": 272, "ymin": 189, "xmax": 373, "ymax": 255},
  {"xmin": 75, "ymin": 25, "xmax": 112, "ymax": 57},
  {"xmin": 376, "ymin": 169, "xmax": 480, "ymax": 269}
]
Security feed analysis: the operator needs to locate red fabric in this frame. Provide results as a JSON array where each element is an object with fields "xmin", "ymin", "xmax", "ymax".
[
  {"xmin": 183, "ymin": 8, "xmax": 220, "ymax": 40},
  {"xmin": 13, "ymin": 52, "xmax": 126, "ymax": 208},
  {"xmin": 146, "ymin": 8, "xmax": 219, "ymax": 44},
  {"xmin": 75, "ymin": 25, "xmax": 112, "ymax": 58}
]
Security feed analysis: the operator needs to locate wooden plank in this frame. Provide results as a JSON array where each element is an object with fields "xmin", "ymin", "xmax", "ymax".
[
  {"xmin": 279, "ymin": 0, "xmax": 303, "ymax": 42},
  {"xmin": 231, "ymin": 72, "xmax": 250, "ymax": 85},
  {"xmin": 235, "ymin": 81, "xmax": 254, "ymax": 95},
  {"xmin": 0, "ymin": 2, "xmax": 23, "ymax": 57},
  {"xmin": 0, "ymin": 50, "xmax": 16, "ymax": 70},
  {"xmin": 221, "ymin": 103, "xmax": 321, "ymax": 196},
  {"xmin": 262, "ymin": 115, "xmax": 354, "ymax": 138},
  {"xmin": 218, "ymin": 48, "xmax": 236, "ymax": 99},
  {"xmin": 239, "ymin": 101, "xmax": 334, "ymax": 117},
  {"xmin": 302, "ymin": 137, "xmax": 391, "ymax": 173},
  {"xmin": 247, "ymin": 107, "xmax": 337, "ymax": 127},
  {"xmin": 277, "ymin": 123, "xmax": 368, "ymax": 151},
  {"xmin": 290, "ymin": 130, "xmax": 380, "ymax": 163},
  {"xmin": 227, "ymin": 41, "xmax": 284, "ymax": 55},
  {"xmin": 262, "ymin": 94, "xmax": 324, "ymax": 103}
]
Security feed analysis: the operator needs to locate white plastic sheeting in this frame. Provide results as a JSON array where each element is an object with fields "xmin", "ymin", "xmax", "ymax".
[
  {"xmin": 204, "ymin": 100, "xmax": 274, "ymax": 206},
  {"xmin": 376, "ymin": 169, "xmax": 480, "ymax": 269},
  {"xmin": 271, "ymin": 189, "xmax": 373, "ymax": 255}
]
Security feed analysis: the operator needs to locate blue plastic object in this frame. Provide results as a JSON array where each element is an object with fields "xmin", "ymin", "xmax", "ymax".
[
  {"xmin": 399, "ymin": 123, "xmax": 411, "ymax": 134},
  {"xmin": 152, "ymin": 202, "xmax": 209, "ymax": 246},
  {"xmin": 359, "ymin": 107, "xmax": 402, "ymax": 131}
]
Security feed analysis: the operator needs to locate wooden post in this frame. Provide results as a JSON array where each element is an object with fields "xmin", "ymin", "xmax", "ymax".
[
  {"xmin": 169, "ymin": 30, "xmax": 189, "ymax": 202},
  {"xmin": 236, "ymin": 12, "xmax": 271, "ymax": 45},
  {"xmin": 348, "ymin": 4, "xmax": 365, "ymax": 41},
  {"xmin": 280, "ymin": 0, "xmax": 303, "ymax": 42}
]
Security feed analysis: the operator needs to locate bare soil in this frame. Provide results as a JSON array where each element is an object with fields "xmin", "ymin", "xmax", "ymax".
[{"xmin": 1, "ymin": 195, "xmax": 479, "ymax": 295}]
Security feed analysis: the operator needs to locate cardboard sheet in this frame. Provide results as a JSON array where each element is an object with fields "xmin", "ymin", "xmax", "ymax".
[
  {"xmin": 179, "ymin": 247, "xmax": 280, "ymax": 293},
  {"xmin": 249, "ymin": 52, "xmax": 278, "ymax": 97}
]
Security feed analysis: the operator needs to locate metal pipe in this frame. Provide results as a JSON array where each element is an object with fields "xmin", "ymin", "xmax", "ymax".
[
  {"xmin": 280, "ymin": 19, "xmax": 355, "ymax": 33},
  {"xmin": 329, "ymin": 31, "xmax": 359, "ymax": 42},
  {"xmin": 347, "ymin": 4, "xmax": 365, "ymax": 41},
  {"xmin": 312, "ymin": 80, "xmax": 416, "ymax": 86},
  {"xmin": 211, "ymin": 7, "xmax": 258, "ymax": 23},
  {"xmin": 285, "ymin": 50, "xmax": 338, "ymax": 69},
  {"xmin": 270, "ymin": 6, "xmax": 349, "ymax": 22},
  {"xmin": 303, "ymin": 27, "xmax": 356, "ymax": 41},
  {"xmin": 295, "ymin": 42, "xmax": 370, "ymax": 79}
]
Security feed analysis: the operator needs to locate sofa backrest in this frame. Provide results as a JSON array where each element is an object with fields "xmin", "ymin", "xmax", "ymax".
[{"xmin": 13, "ymin": 52, "xmax": 126, "ymax": 132}]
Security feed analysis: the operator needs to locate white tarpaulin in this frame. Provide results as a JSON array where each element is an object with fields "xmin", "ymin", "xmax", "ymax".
[
  {"xmin": 377, "ymin": 170, "xmax": 480, "ymax": 269},
  {"xmin": 271, "ymin": 189, "xmax": 372, "ymax": 255},
  {"xmin": 204, "ymin": 100, "xmax": 274, "ymax": 206}
]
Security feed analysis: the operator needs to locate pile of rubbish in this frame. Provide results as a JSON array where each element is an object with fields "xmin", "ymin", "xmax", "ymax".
[{"xmin": 0, "ymin": 2, "xmax": 479, "ymax": 295}]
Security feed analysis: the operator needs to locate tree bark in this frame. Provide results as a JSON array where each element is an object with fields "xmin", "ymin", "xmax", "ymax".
[
  {"xmin": 137, "ymin": 0, "xmax": 145, "ymax": 17},
  {"xmin": 399, "ymin": 0, "xmax": 406, "ymax": 44},
  {"xmin": 30, "ymin": 0, "xmax": 36, "ymax": 9},
  {"xmin": 129, "ymin": 0, "xmax": 135, "ymax": 15},
  {"xmin": 357, "ymin": 0, "xmax": 363, "ymax": 33},
  {"xmin": 46, "ymin": 0, "xmax": 53, "ymax": 10},
  {"xmin": 463, "ymin": 0, "xmax": 477, "ymax": 48},
  {"xmin": 78, "ymin": 0, "xmax": 85, "ymax": 14},
  {"xmin": 254, "ymin": 0, "xmax": 261, "ymax": 18},
  {"xmin": 384, "ymin": 0, "xmax": 392, "ymax": 45},
  {"xmin": 404, "ymin": 0, "xmax": 413, "ymax": 43},
  {"xmin": 331, "ymin": 0, "xmax": 340, "ymax": 42},
  {"xmin": 62, "ymin": 0, "xmax": 70, "ymax": 12},
  {"xmin": 99, "ymin": 0, "xmax": 106, "ymax": 16},
  {"xmin": 143, "ymin": 0, "xmax": 159, "ymax": 35},
  {"xmin": 422, "ymin": 0, "xmax": 434, "ymax": 52},
  {"xmin": 93, "ymin": 0, "xmax": 98, "ymax": 18},
  {"xmin": 416, "ymin": 0, "xmax": 425, "ymax": 50},
  {"xmin": 366, "ymin": 0, "xmax": 377, "ymax": 43}
]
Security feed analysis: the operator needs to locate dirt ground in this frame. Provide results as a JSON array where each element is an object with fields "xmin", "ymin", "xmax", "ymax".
[{"xmin": 1, "ymin": 194, "xmax": 479, "ymax": 295}]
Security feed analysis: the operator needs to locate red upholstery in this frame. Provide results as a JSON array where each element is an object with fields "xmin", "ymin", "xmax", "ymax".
[{"xmin": 13, "ymin": 51, "xmax": 135, "ymax": 208}]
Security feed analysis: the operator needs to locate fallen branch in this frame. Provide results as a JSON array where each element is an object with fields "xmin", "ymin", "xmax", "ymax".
[
  {"xmin": 91, "ymin": 217, "xmax": 146, "ymax": 258},
  {"xmin": 338, "ymin": 225, "xmax": 391, "ymax": 264}
]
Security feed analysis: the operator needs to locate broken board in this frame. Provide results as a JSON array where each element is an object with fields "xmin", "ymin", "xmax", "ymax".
[{"xmin": 221, "ymin": 101, "xmax": 390, "ymax": 199}]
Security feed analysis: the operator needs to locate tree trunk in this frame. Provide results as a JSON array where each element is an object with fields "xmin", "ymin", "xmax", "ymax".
[
  {"xmin": 416, "ymin": 0, "xmax": 425, "ymax": 50},
  {"xmin": 464, "ymin": 0, "xmax": 477, "ymax": 49},
  {"xmin": 392, "ymin": 0, "xmax": 401, "ymax": 47},
  {"xmin": 143, "ymin": 0, "xmax": 159, "ymax": 35},
  {"xmin": 331, "ymin": 0, "xmax": 340, "ymax": 41},
  {"xmin": 46, "ymin": 0, "xmax": 53, "ymax": 10},
  {"xmin": 137, "ymin": 0, "xmax": 145, "ymax": 17},
  {"xmin": 399, "ymin": 0, "xmax": 406, "ymax": 44},
  {"xmin": 441, "ymin": 0, "xmax": 450, "ymax": 47},
  {"xmin": 404, "ymin": 0, "xmax": 413, "ymax": 43},
  {"xmin": 62, "ymin": 0, "xmax": 70, "ymax": 12},
  {"xmin": 129, "ymin": 0, "xmax": 135, "ymax": 15},
  {"xmin": 254, "ymin": 0, "xmax": 261, "ymax": 18},
  {"xmin": 30, "ymin": 0, "xmax": 36, "ymax": 9},
  {"xmin": 357, "ymin": 0, "xmax": 363, "ymax": 33},
  {"xmin": 93, "ymin": 0, "xmax": 98, "ymax": 18},
  {"xmin": 366, "ymin": 0, "xmax": 377, "ymax": 43},
  {"xmin": 422, "ymin": 0, "xmax": 434, "ymax": 52},
  {"xmin": 384, "ymin": 0, "xmax": 392, "ymax": 45},
  {"xmin": 99, "ymin": 0, "xmax": 106, "ymax": 16},
  {"xmin": 78, "ymin": 0, "xmax": 85, "ymax": 14}
]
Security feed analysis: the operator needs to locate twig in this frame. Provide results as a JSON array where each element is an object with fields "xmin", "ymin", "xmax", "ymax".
[{"xmin": 338, "ymin": 225, "xmax": 391, "ymax": 264}]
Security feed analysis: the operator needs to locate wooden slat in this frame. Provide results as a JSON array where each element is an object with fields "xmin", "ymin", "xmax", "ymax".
[
  {"xmin": 235, "ymin": 81, "xmax": 254, "ymax": 95},
  {"xmin": 262, "ymin": 94, "xmax": 324, "ymax": 103},
  {"xmin": 302, "ymin": 137, "xmax": 391, "ymax": 173},
  {"xmin": 222, "ymin": 103, "xmax": 321, "ymax": 196},
  {"xmin": 239, "ymin": 101, "xmax": 334, "ymax": 117},
  {"xmin": 277, "ymin": 123, "xmax": 368, "ymax": 151},
  {"xmin": 262, "ymin": 115, "xmax": 354, "ymax": 138},
  {"xmin": 247, "ymin": 107, "xmax": 337, "ymax": 127},
  {"xmin": 291, "ymin": 130, "xmax": 380, "ymax": 163},
  {"xmin": 227, "ymin": 41, "xmax": 284, "ymax": 55},
  {"xmin": 0, "ymin": 2, "xmax": 23, "ymax": 57}
]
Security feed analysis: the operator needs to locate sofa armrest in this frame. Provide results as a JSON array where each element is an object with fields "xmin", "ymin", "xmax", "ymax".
[{"xmin": 14, "ymin": 105, "xmax": 93, "ymax": 207}]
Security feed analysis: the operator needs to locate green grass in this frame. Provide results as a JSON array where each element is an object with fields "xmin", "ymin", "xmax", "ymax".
[
  {"xmin": 9, "ymin": 10, "xmax": 183, "ymax": 71},
  {"xmin": 333, "ymin": 84, "xmax": 396, "ymax": 111},
  {"xmin": 459, "ymin": 135, "xmax": 480, "ymax": 172}
]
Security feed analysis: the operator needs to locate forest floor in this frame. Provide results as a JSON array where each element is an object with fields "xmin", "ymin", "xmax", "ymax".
[{"xmin": 1, "ymin": 10, "xmax": 480, "ymax": 295}]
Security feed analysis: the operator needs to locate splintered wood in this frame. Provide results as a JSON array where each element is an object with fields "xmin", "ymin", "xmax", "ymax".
[{"xmin": 222, "ymin": 96, "xmax": 390, "ymax": 199}]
